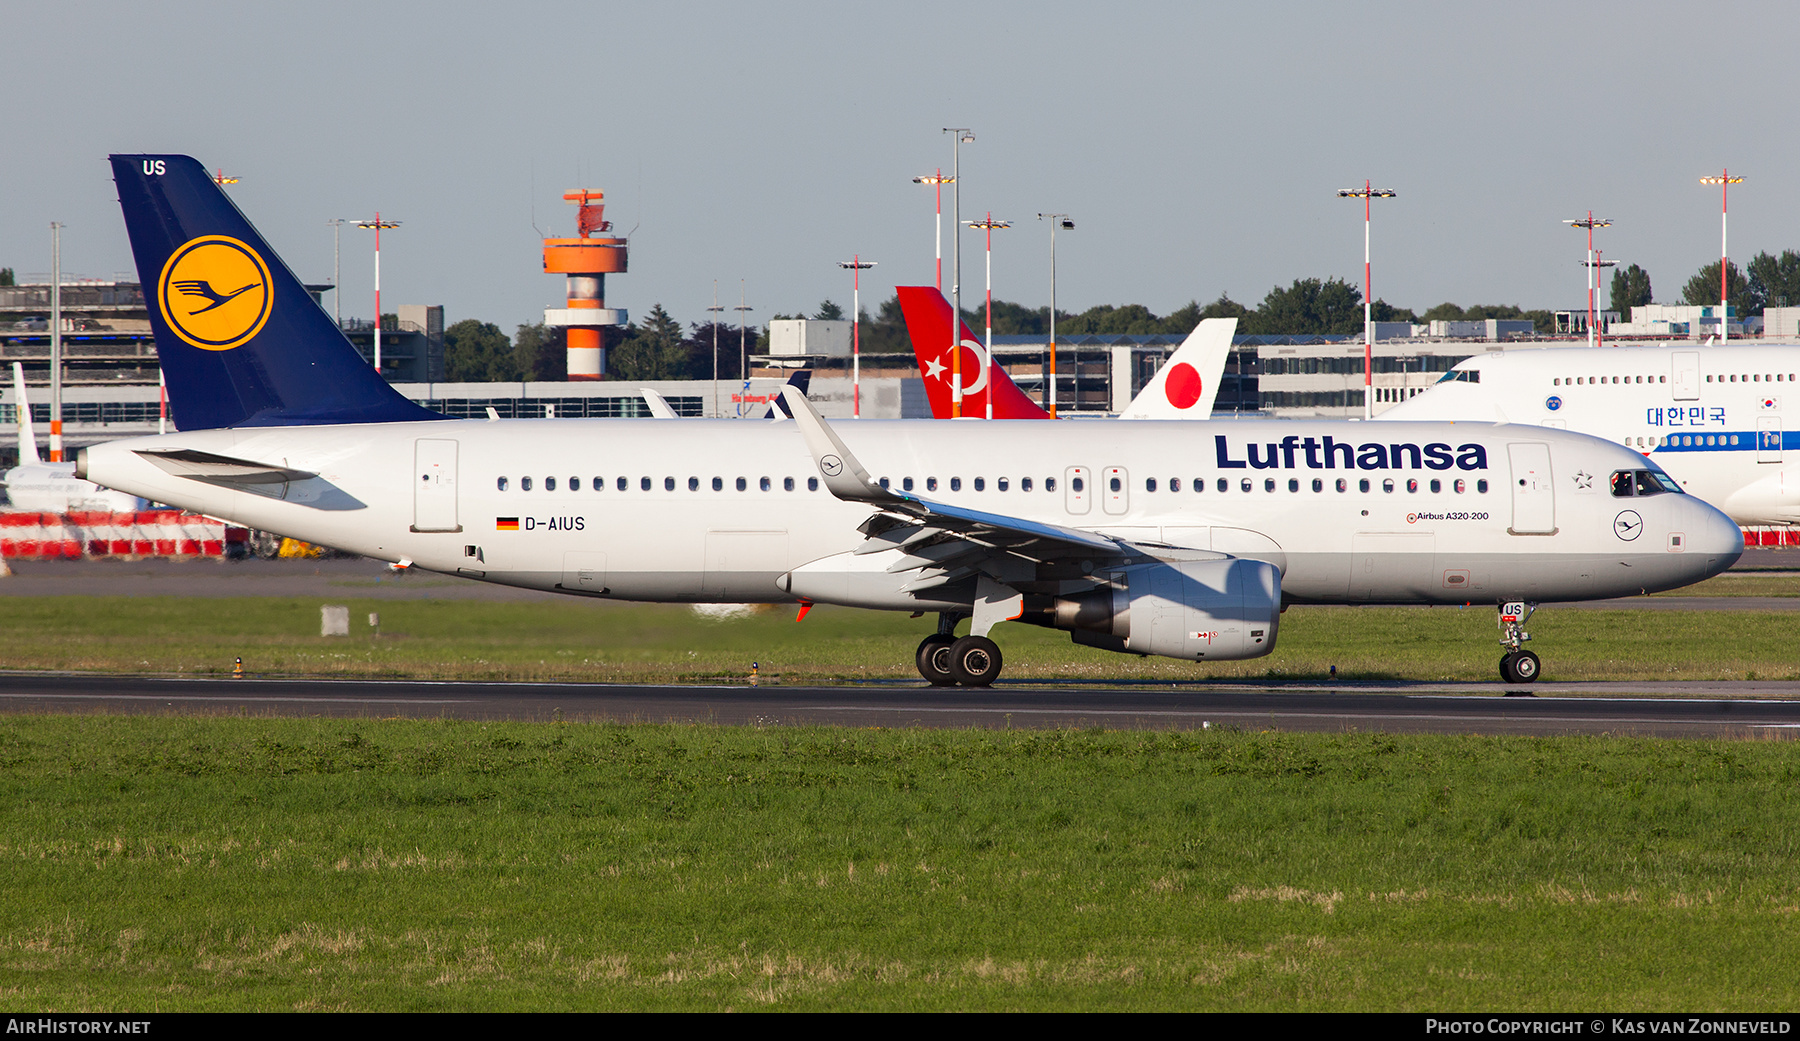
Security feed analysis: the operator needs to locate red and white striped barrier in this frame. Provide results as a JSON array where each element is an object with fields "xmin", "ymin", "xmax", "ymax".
[
  {"xmin": 1740, "ymin": 527, "xmax": 1800, "ymax": 548},
  {"xmin": 0, "ymin": 511, "xmax": 249, "ymax": 558}
]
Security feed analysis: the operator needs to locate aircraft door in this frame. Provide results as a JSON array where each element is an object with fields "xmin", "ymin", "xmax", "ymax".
[
  {"xmin": 1102, "ymin": 467, "xmax": 1129, "ymax": 515},
  {"xmin": 1673, "ymin": 352, "xmax": 1701, "ymax": 400},
  {"xmin": 1759, "ymin": 416, "xmax": 1783, "ymax": 463},
  {"xmin": 1065, "ymin": 466, "xmax": 1091, "ymax": 515},
  {"xmin": 1506, "ymin": 442, "xmax": 1556, "ymax": 535},
  {"xmin": 412, "ymin": 439, "xmax": 461, "ymax": 532}
]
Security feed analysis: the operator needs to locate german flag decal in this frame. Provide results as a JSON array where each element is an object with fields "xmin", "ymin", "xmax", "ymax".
[{"xmin": 496, "ymin": 517, "xmax": 520, "ymax": 531}]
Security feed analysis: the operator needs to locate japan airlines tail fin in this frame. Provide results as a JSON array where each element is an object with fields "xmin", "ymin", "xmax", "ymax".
[
  {"xmin": 1118, "ymin": 317, "xmax": 1237, "ymax": 419},
  {"xmin": 895, "ymin": 286, "xmax": 1051, "ymax": 419},
  {"xmin": 12, "ymin": 363, "xmax": 41, "ymax": 465},
  {"xmin": 109, "ymin": 154, "xmax": 442, "ymax": 429}
]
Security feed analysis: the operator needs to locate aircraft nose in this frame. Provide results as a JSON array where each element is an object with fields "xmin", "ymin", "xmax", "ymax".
[{"xmin": 1685, "ymin": 495, "xmax": 1745, "ymax": 568}]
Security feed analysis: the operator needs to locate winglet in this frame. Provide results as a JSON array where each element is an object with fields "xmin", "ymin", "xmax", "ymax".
[
  {"xmin": 11, "ymin": 363, "xmax": 40, "ymax": 466},
  {"xmin": 779, "ymin": 385, "xmax": 902, "ymax": 504},
  {"xmin": 640, "ymin": 388, "xmax": 678, "ymax": 419}
]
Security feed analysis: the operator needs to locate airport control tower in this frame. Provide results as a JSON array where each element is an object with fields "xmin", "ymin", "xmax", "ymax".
[{"xmin": 543, "ymin": 189, "xmax": 628, "ymax": 380}]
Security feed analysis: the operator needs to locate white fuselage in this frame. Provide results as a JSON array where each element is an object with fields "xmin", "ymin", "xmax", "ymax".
[
  {"xmin": 1, "ymin": 463, "xmax": 146, "ymax": 514},
  {"xmin": 1384, "ymin": 343, "xmax": 1800, "ymax": 526},
  {"xmin": 79, "ymin": 417, "xmax": 1741, "ymax": 608}
]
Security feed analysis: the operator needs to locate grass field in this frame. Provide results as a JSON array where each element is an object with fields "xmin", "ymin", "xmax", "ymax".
[
  {"xmin": 2, "ymin": 594, "xmax": 1798, "ymax": 686},
  {"xmin": 0, "ymin": 716, "xmax": 1796, "ymax": 1011}
]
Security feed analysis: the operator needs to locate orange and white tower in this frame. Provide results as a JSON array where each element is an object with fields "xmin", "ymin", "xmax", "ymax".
[{"xmin": 543, "ymin": 189, "xmax": 628, "ymax": 380}]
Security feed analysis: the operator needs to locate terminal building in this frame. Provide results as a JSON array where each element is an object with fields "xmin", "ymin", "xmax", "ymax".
[{"xmin": 9, "ymin": 277, "xmax": 1800, "ymax": 465}]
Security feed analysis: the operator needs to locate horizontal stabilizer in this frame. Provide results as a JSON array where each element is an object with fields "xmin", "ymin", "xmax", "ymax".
[{"xmin": 135, "ymin": 447, "xmax": 318, "ymax": 486}]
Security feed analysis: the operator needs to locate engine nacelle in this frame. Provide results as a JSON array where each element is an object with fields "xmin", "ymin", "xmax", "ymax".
[{"xmin": 1048, "ymin": 558, "xmax": 1281, "ymax": 661}]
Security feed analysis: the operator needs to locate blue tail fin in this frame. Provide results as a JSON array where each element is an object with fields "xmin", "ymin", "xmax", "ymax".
[
  {"xmin": 110, "ymin": 154, "xmax": 442, "ymax": 429},
  {"xmin": 765, "ymin": 369, "xmax": 812, "ymax": 418}
]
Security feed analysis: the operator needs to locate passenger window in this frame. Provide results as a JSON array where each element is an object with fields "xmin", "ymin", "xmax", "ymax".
[
  {"xmin": 1406, "ymin": 478, "xmax": 1418, "ymax": 493},
  {"xmin": 761, "ymin": 477, "xmax": 772, "ymax": 491},
  {"xmin": 1146, "ymin": 478, "xmax": 1157, "ymax": 492},
  {"xmin": 1109, "ymin": 476, "xmax": 1122, "ymax": 493},
  {"xmin": 1312, "ymin": 478, "xmax": 1323, "ymax": 492},
  {"xmin": 973, "ymin": 477, "xmax": 984, "ymax": 491},
  {"xmin": 1477, "ymin": 480, "xmax": 1489, "ymax": 493},
  {"xmin": 1022, "ymin": 477, "xmax": 1033, "ymax": 492},
  {"xmin": 1046, "ymin": 477, "xmax": 1056, "ymax": 492},
  {"xmin": 1170, "ymin": 478, "xmax": 1181, "ymax": 492},
  {"xmin": 998, "ymin": 477, "xmax": 1010, "ymax": 492},
  {"xmin": 951, "ymin": 477, "xmax": 963, "ymax": 492},
  {"xmin": 1336, "ymin": 478, "xmax": 1347, "ymax": 492},
  {"xmin": 640, "ymin": 477, "xmax": 652, "ymax": 491},
  {"xmin": 808, "ymin": 477, "xmax": 819, "ymax": 491},
  {"xmin": 1455, "ymin": 479, "xmax": 1466, "ymax": 493},
  {"xmin": 522, "ymin": 477, "xmax": 534, "ymax": 491},
  {"xmin": 784, "ymin": 477, "xmax": 795, "ymax": 491},
  {"xmin": 664, "ymin": 477, "xmax": 675, "ymax": 491},
  {"xmin": 1383, "ymin": 479, "xmax": 1395, "ymax": 493},
  {"xmin": 616, "ymin": 477, "xmax": 627, "ymax": 491},
  {"xmin": 1240, "ymin": 478, "xmax": 1252, "ymax": 493},
  {"xmin": 1287, "ymin": 478, "xmax": 1298, "ymax": 492},
  {"xmin": 1429, "ymin": 479, "xmax": 1441, "ymax": 493},
  {"xmin": 903, "ymin": 477, "xmax": 914, "ymax": 492},
  {"xmin": 593, "ymin": 477, "xmax": 603, "ymax": 490},
  {"xmin": 736, "ymin": 477, "xmax": 747, "ymax": 492},
  {"xmin": 927, "ymin": 477, "xmax": 939, "ymax": 492},
  {"xmin": 689, "ymin": 477, "xmax": 700, "ymax": 491},
  {"xmin": 546, "ymin": 477, "xmax": 557, "ymax": 491},
  {"xmin": 1218, "ymin": 478, "xmax": 1228, "ymax": 492},
  {"xmin": 570, "ymin": 477, "xmax": 581, "ymax": 491},
  {"xmin": 1359, "ymin": 479, "xmax": 1371, "ymax": 493},
  {"xmin": 497, "ymin": 476, "xmax": 509, "ymax": 491},
  {"xmin": 879, "ymin": 477, "xmax": 890, "ymax": 490},
  {"xmin": 712, "ymin": 477, "xmax": 723, "ymax": 492}
]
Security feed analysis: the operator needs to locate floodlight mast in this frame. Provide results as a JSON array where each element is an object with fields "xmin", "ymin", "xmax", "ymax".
[
  {"xmin": 912, "ymin": 171, "xmax": 951, "ymax": 292},
  {"xmin": 1700, "ymin": 170, "xmax": 1745, "ymax": 342},
  {"xmin": 966, "ymin": 215, "xmax": 1011, "ymax": 420},
  {"xmin": 354, "ymin": 215, "xmax": 401, "ymax": 375},
  {"xmin": 944, "ymin": 128, "xmax": 975, "ymax": 416},
  {"xmin": 707, "ymin": 281, "xmax": 723, "ymax": 417},
  {"xmin": 1337, "ymin": 183, "xmax": 1396, "ymax": 419},
  {"xmin": 838, "ymin": 258, "xmax": 877, "ymax": 417},
  {"xmin": 1563, "ymin": 213, "xmax": 1612, "ymax": 349},
  {"xmin": 1038, "ymin": 214, "xmax": 1072, "ymax": 417}
]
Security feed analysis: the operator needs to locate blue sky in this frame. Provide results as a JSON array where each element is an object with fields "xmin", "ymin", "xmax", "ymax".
[{"xmin": 5, "ymin": 1, "xmax": 1797, "ymax": 333}]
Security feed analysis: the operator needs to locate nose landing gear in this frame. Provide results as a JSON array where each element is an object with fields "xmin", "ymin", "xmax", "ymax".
[{"xmin": 1498, "ymin": 601, "xmax": 1540, "ymax": 684}]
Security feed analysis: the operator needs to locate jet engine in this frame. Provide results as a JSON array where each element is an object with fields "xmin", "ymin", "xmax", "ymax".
[{"xmin": 1036, "ymin": 557, "xmax": 1281, "ymax": 661}]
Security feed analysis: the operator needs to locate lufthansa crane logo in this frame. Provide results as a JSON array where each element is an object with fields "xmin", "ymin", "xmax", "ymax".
[{"xmin": 157, "ymin": 235, "xmax": 272, "ymax": 351}]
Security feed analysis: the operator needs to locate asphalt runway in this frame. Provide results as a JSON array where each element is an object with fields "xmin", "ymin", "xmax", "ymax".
[{"xmin": 3, "ymin": 672, "xmax": 1799, "ymax": 739}]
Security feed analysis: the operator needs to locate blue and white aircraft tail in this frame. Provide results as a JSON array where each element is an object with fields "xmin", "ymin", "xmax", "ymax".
[{"xmin": 110, "ymin": 154, "xmax": 441, "ymax": 430}]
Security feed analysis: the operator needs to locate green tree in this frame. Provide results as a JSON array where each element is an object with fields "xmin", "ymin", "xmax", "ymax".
[
  {"xmin": 1197, "ymin": 294, "xmax": 1251, "ymax": 322},
  {"xmin": 512, "ymin": 323, "xmax": 566, "ymax": 381},
  {"xmin": 1747, "ymin": 250, "xmax": 1800, "ymax": 311},
  {"xmin": 442, "ymin": 319, "xmax": 515, "ymax": 381},
  {"xmin": 1609, "ymin": 264, "xmax": 1653, "ymax": 318},
  {"xmin": 1242, "ymin": 278, "xmax": 1363, "ymax": 335},
  {"xmin": 1681, "ymin": 259, "xmax": 1753, "ymax": 318},
  {"xmin": 609, "ymin": 304, "xmax": 687, "ymax": 380},
  {"xmin": 813, "ymin": 300, "xmax": 844, "ymax": 321},
  {"xmin": 0, "ymin": 267, "xmax": 13, "ymax": 287}
]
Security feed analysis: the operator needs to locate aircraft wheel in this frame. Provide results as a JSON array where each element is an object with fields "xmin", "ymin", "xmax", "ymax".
[
  {"xmin": 916, "ymin": 634, "xmax": 958, "ymax": 686},
  {"xmin": 1510, "ymin": 650, "xmax": 1541, "ymax": 683},
  {"xmin": 1498, "ymin": 653, "xmax": 1518, "ymax": 684},
  {"xmin": 949, "ymin": 635, "xmax": 1003, "ymax": 687}
]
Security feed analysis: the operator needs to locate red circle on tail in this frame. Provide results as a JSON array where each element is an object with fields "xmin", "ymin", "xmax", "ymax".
[{"xmin": 1164, "ymin": 362, "xmax": 1203, "ymax": 409}]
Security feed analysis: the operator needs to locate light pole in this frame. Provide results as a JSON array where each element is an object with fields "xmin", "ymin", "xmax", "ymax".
[
  {"xmin": 838, "ymin": 258, "xmax": 877, "ymax": 417},
  {"xmin": 912, "ymin": 171, "xmax": 950, "ymax": 291},
  {"xmin": 1563, "ymin": 213, "xmax": 1611, "ymax": 349},
  {"xmin": 326, "ymin": 219, "xmax": 346, "ymax": 328},
  {"xmin": 355, "ymin": 215, "xmax": 401, "ymax": 374},
  {"xmin": 49, "ymin": 222, "xmax": 62, "ymax": 461},
  {"xmin": 943, "ymin": 128, "xmax": 975, "ymax": 416},
  {"xmin": 1585, "ymin": 249, "xmax": 1616, "ymax": 348},
  {"xmin": 1700, "ymin": 170, "xmax": 1745, "ymax": 341},
  {"xmin": 735, "ymin": 281, "xmax": 752, "ymax": 415},
  {"xmin": 1037, "ymin": 213, "xmax": 1073, "ymax": 417},
  {"xmin": 707, "ymin": 281, "xmax": 723, "ymax": 417},
  {"xmin": 1337, "ymin": 182, "xmax": 1396, "ymax": 420},
  {"xmin": 966, "ymin": 215, "xmax": 1011, "ymax": 419}
]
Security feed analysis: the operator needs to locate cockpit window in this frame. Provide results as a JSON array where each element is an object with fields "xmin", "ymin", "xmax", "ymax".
[
  {"xmin": 1612, "ymin": 469, "xmax": 1683, "ymax": 497},
  {"xmin": 1435, "ymin": 369, "xmax": 1480, "ymax": 384}
]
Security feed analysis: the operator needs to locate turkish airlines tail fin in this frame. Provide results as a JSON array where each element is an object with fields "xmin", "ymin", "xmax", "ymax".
[
  {"xmin": 12, "ymin": 363, "xmax": 41, "ymax": 466},
  {"xmin": 895, "ymin": 286, "xmax": 1051, "ymax": 419},
  {"xmin": 109, "ymin": 154, "xmax": 442, "ymax": 429},
  {"xmin": 1118, "ymin": 317, "xmax": 1237, "ymax": 419}
]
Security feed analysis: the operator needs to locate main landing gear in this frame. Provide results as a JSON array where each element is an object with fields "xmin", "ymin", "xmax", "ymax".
[
  {"xmin": 1498, "ymin": 601, "xmax": 1541, "ymax": 684},
  {"xmin": 916, "ymin": 613, "xmax": 1004, "ymax": 687}
]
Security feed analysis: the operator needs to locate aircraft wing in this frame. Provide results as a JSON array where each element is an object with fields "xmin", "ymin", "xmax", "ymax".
[{"xmin": 779, "ymin": 386, "xmax": 1207, "ymax": 602}]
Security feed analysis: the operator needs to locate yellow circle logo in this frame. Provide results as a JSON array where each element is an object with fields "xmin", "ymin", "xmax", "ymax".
[{"xmin": 157, "ymin": 235, "xmax": 272, "ymax": 351}]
